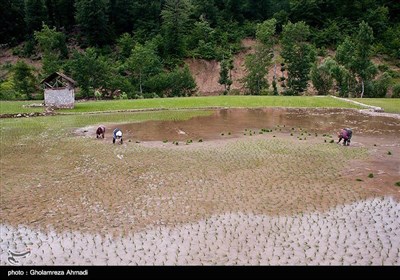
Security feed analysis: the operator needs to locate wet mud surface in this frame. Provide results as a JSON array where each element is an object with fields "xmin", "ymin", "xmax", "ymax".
[
  {"xmin": 1, "ymin": 108, "xmax": 399, "ymax": 265},
  {"xmin": 104, "ymin": 108, "xmax": 400, "ymax": 142}
]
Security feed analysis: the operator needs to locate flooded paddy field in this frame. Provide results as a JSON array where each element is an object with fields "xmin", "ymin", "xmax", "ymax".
[{"xmin": 1, "ymin": 108, "xmax": 399, "ymax": 265}]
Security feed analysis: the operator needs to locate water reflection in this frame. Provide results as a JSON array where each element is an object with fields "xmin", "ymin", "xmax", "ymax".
[{"xmin": 112, "ymin": 108, "xmax": 400, "ymax": 141}]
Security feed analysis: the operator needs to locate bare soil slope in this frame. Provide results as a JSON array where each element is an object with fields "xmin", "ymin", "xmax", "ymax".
[
  {"xmin": 185, "ymin": 38, "xmax": 256, "ymax": 95},
  {"xmin": 186, "ymin": 39, "xmax": 291, "ymax": 95}
]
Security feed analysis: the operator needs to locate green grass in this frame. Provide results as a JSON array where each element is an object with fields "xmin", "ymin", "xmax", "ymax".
[
  {"xmin": 350, "ymin": 98, "xmax": 400, "ymax": 113},
  {"xmin": 0, "ymin": 101, "xmax": 45, "ymax": 114},
  {"xmin": 1, "ymin": 96, "xmax": 363, "ymax": 115}
]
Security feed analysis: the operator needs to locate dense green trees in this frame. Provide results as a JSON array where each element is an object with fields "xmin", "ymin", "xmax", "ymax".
[
  {"xmin": 126, "ymin": 43, "xmax": 162, "ymax": 95},
  {"xmin": 13, "ymin": 61, "xmax": 37, "ymax": 100},
  {"xmin": 0, "ymin": 0, "xmax": 26, "ymax": 45},
  {"xmin": 336, "ymin": 22, "xmax": 377, "ymax": 98},
  {"xmin": 242, "ymin": 19, "xmax": 277, "ymax": 95},
  {"xmin": 75, "ymin": 0, "xmax": 110, "ymax": 46},
  {"xmin": 2, "ymin": 0, "xmax": 398, "ymax": 50},
  {"xmin": 281, "ymin": 21, "xmax": 316, "ymax": 95},
  {"xmin": 1, "ymin": 0, "xmax": 399, "ymax": 100},
  {"xmin": 67, "ymin": 48, "xmax": 110, "ymax": 98},
  {"xmin": 187, "ymin": 16, "xmax": 217, "ymax": 60},
  {"xmin": 161, "ymin": 0, "xmax": 192, "ymax": 61},
  {"xmin": 25, "ymin": 0, "xmax": 48, "ymax": 34},
  {"xmin": 219, "ymin": 54, "xmax": 233, "ymax": 95},
  {"xmin": 34, "ymin": 24, "xmax": 68, "ymax": 76},
  {"xmin": 145, "ymin": 65, "xmax": 197, "ymax": 97},
  {"xmin": 310, "ymin": 59, "xmax": 334, "ymax": 96}
]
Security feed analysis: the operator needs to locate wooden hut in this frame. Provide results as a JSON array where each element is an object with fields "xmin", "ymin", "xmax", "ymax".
[{"xmin": 41, "ymin": 72, "xmax": 76, "ymax": 108}]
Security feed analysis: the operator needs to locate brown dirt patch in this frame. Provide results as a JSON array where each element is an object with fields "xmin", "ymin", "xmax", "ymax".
[{"xmin": 1, "ymin": 108, "xmax": 399, "ymax": 239}]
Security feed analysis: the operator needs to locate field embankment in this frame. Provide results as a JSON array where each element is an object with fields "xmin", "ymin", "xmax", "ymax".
[{"xmin": 1, "ymin": 96, "xmax": 364, "ymax": 115}]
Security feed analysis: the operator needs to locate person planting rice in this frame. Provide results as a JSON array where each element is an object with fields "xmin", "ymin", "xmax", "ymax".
[
  {"xmin": 337, "ymin": 128, "xmax": 352, "ymax": 146},
  {"xmin": 96, "ymin": 125, "xmax": 106, "ymax": 138},
  {"xmin": 113, "ymin": 128, "xmax": 123, "ymax": 144}
]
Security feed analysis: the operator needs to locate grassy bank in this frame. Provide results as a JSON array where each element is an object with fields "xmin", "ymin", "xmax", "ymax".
[
  {"xmin": 0, "ymin": 101, "xmax": 45, "ymax": 114},
  {"xmin": 1, "ymin": 96, "xmax": 362, "ymax": 115},
  {"xmin": 349, "ymin": 98, "xmax": 400, "ymax": 113}
]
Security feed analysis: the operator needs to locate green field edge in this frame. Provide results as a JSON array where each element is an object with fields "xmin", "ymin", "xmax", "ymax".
[{"xmin": 1, "ymin": 96, "xmax": 367, "ymax": 115}]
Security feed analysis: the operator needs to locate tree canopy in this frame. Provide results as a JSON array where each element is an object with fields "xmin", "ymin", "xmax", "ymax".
[{"xmin": 1, "ymin": 0, "xmax": 399, "ymax": 100}]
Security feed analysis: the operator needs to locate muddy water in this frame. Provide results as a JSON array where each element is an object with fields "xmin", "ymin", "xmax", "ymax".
[{"xmin": 108, "ymin": 108, "xmax": 400, "ymax": 142}]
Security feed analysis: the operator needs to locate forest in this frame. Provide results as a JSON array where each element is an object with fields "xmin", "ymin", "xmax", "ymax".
[{"xmin": 1, "ymin": 0, "xmax": 399, "ymax": 100}]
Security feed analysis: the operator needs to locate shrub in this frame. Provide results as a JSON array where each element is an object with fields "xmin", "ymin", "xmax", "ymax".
[
  {"xmin": 119, "ymin": 92, "xmax": 128, "ymax": 100},
  {"xmin": 229, "ymin": 89, "xmax": 241, "ymax": 95},
  {"xmin": 377, "ymin": 64, "xmax": 389, "ymax": 72},
  {"xmin": 22, "ymin": 39, "xmax": 36, "ymax": 57},
  {"xmin": 0, "ymin": 80, "xmax": 17, "ymax": 100},
  {"xmin": 281, "ymin": 89, "xmax": 297, "ymax": 96},
  {"xmin": 392, "ymin": 84, "xmax": 400, "ymax": 98},
  {"xmin": 94, "ymin": 90, "xmax": 102, "ymax": 100},
  {"xmin": 365, "ymin": 72, "xmax": 391, "ymax": 98}
]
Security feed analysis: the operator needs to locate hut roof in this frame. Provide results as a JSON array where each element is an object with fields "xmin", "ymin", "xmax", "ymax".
[{"xmin": 40, "ymin": 72, "xmax": 76, "ymax": 86}]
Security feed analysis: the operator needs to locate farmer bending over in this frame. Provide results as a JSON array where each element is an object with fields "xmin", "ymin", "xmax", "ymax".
[
  {"xmin": 113, "ymin": 128, "xmax": 123, "ymax": 144},
  {"xmin": 337, "ymin": 128, "xmax": 352, "ymax": 146},
  {"xmin": 96, "ymin": 125, "xmax": 105, "ymax": 138}
]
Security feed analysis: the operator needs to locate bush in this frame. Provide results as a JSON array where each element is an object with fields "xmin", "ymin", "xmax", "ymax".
[
  {"xmin": 281, "ymin": 89, "xmax": 297, "ymax": 96},
  {"xmin": 310, "ymin": 61, "xmax": 333, "ymax": 95},
  {"xmin": 228, "ymin": 89, "xmax": 241, "ymax": 95},
  {"xmin": 377, "ymin": 64, "xmax": 389, "ymax": 72},
  {"xmin": 145, "ymin": 65, "xmax": 196, "ymax": 97},
  {"xmin": 0, "ymin": 79, "xmax": 16, "ymax": 99},
  {"xmin": 94, "ymin": 90, "xmax": 102, "ymax": 100},
  {"xmin": 133, "ymin": 93, "xmax": 144, "ymax": 99},
  {"xmin": 386, "ymin": 70, "xmax": 400, "ymax": 79},
  {"xmin": 364, "ymin": 73, "xmax": 391, "ymax": 98},
  {"xmin": 120, "ymin": 92, "xmax": 128, "ymax": 99},
  {"xmin": 12, "ymin": 46, "xmax": 22, "ymax": 56},
  {"xmin": 316, "ymin": 48, "xmax": 327, "ymax": 57},
  {"xmin": 392, "ymin": 84, "xmax": 400, "ymax": 98},
  {"xmin": 22, "ymin": 39, "xmax": 36, "ymax": 57},
  {"xmin": 0, "ymin": 89, "xmax": 16, "ymax": 100},
  {"xmin": 143, "ymin": 92, "xmax": 160, "ymax": 99}
]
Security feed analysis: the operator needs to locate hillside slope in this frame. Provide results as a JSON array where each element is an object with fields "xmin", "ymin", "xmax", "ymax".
[
  {"xmin": 2, "ymin": 39, "xmax": 399, "ymax": 97},
  {"xmin": 186, "ymin": 38, "xmax": 289, "ymax": 95}
]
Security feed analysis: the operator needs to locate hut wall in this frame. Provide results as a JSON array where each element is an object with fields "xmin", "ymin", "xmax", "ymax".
[{"xmin": 44, "ymin": 88, "xmax": 75, "ymax": 108}]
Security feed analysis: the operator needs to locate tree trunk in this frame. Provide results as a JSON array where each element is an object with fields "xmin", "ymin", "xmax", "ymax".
[
  {"xmin": 228, "ymin": 68, "xmax": 232, "ymax": 93},
  {"xmin": 361, "ymin": 79, "xmax": 364, "ymax": 98},
  {"xmin": 139, "ymin": 73, "xmax": 142, "ymax": 95}
]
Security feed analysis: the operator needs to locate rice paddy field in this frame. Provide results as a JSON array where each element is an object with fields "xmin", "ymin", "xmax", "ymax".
[{"xmin": 1, "ymin": 105, "xmax": 399, "ymax": 265}]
